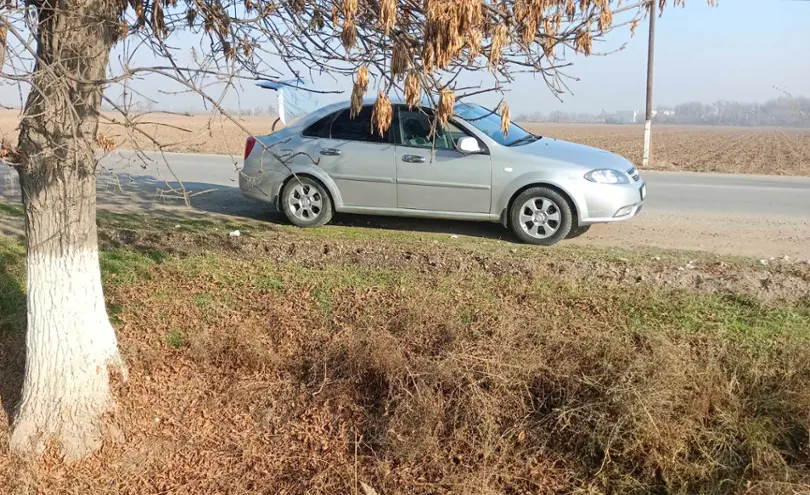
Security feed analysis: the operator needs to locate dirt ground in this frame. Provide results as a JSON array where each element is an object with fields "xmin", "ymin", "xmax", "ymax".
[
  {"xmin": 2, "ymin": 213, "xmax": 810, "ymax": 494},
  {"xmin": 1, "ymin": 109, "xmax": 807, "ymax": 176},
  {"xmin": 523, "ymin": 122, "xmax": 810, "ymax": 176}
]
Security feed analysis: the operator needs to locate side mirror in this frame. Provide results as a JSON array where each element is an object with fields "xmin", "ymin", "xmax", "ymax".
[{"xmin": 457, "ymin": 136, "xmax": 482, "ymax": 154}]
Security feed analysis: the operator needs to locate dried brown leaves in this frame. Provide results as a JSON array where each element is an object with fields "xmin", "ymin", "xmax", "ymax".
[
  {"xmin": 351, "ymin": 66, "xmax": 369, "ymax": 118},
  {"xmin": 312, "ymin": 8, "xmax": 325, "ymax": 30},
  {"xmin": 598, "ymin": 2, "xmax": 612, "ymax": 32},
  {"xmin": 423, "ymin": 0, "xmax": 483, "ymax": 73},
  {"xmin": 1, "ymin": 25, "xmax": 11, "ymax": 68},
  {"xmin": 544, "ymin": 36, "xmax": 555, "ymax": 59},
  {"xmin": 391, "ymin": 41, "xmax": 410, "ymax": 79},
  {"xmin": 566, "ymin": 0, "xmax": 576, "ymax": 19},
  {"xmin": 96, "ymin": 133, "xmax": 117, "ymax": 153},
  {"xmin": 515, "ymin": 0, "xmax": 559, "ymax": 44},
  {"xmin": 498, "ymin": 101, "xmax": 511, "ymax": 136},
  {"xmin": 437, "ymin": 89, "xmax": 455, "ymax": 125},
  {"xmin": 489, "ymin": 24, "xmax": 508, "ymax": 69},
  {"xmin": 341, "ymin": 0, "xmax": 358, "ymax": 19},
  {"xmin": 380, "ymin": 0, "xmax": 396, "ymax": 34},
  {"xmin": 356, "ymin": 65, "xmax": 369, "ymax": 89},
  {"xmin": 342, "ymin": 18, "xmax": 357, "ymax": 50},
  {"xmin": 2, "ymin": 215, "xmax": 809, "ymax": 494},
  {"xmin": 466, "ymin": 28, "xmax": 482, "ymax": 63},
  {"xmin": 151, "ymin": 1, "xmax": 167, "ymax": 38},
  {"xmin": 371, "ymin": 91, "xmax": 392, "ymax": 136},
  {"xmin": 0, "ymin": 141, "xmax": 20, "ymax": 164},
  {"xmin": 404, "ymin": 72, "xmax": 420, "ymax": 109},
  {"xmin": 574, "ymin": 27, "xmax": 592, "ymax": 55}
]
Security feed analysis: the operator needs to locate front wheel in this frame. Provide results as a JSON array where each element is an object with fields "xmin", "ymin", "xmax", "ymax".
[
  {"xmin": 280, "ymin": 177, "xmax": 333, "ymax": 228},
  {"xmin": 509, "ymin": 187, "xmax": 573, "ymax": 246},
  {"xmin": 566, "ymin": 224, "xmax": 591, "ymax": 239}
]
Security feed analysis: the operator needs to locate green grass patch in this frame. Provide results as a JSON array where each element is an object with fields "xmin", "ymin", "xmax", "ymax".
[
  {"xmin": 193, "ymin": 293, "xmax": 216, "ymax": 311},
  {"xmin": 97, "ymin": 210, "xmax": 261, "ymax": 236},
  {"xmin": 0, "ymin": 201, "xmax": 23, "ymax": 217},
  {"xmin": 621, "ymin": 288, "xmax": 810, "ymax": 344},
  {"xmin": 107, "ymin": 302, "xmax": 125, "ymax": 324},
  {"xmin": 255, "ymin": 274, "xmax": 284, "ymax": 292},
  {"xmin": 312, "ymin": 287, "xmax": 332, "ymax": 315},
  {"xmin": 281, "ymin": 222, "xmax": 427, "ymax": 242},
  {"xmin": 100, "ymin": 248, "xmax": 168, "ymax": 285},
  {"xmin": 0, "ymin": 236, "xmax": 26, "ymax": 334},
  {"xmin": 165, "ymin": 328, "xmax": 186, "ymax": 349}
]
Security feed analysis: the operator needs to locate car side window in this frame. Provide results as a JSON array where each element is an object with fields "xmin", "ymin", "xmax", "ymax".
[
  {"xmin": 329, "ymin": 106, "xmax": 390, "ymax": 143},
  {"xmin": 302, "ymin": 113, "xmax": 334, "ymax": 138},
  {"xmin": 398, "ymin": 109, "xmax": 468, "ymax": 151}
]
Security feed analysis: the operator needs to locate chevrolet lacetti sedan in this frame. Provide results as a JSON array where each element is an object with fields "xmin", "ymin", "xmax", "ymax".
[{"xmin": 240, "ymin": 99, "xmax": 646, "ymax": 245}]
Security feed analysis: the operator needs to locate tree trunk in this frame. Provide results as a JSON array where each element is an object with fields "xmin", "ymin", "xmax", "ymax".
[
  {"xmin": 10, "ymin": 169, "xmax": 126, "ymax": 460},
  {"xmin": 9, "ymin": 0, "xmax": 125, "ymax": 460}
]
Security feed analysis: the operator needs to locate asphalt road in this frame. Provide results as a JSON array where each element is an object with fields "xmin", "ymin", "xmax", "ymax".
[
  {"xmin": 3, "ymin": 151, "xmax": 810, "ymax": 258},
  {"xmin": 94, "ymin": 150, "xmax": 810, "ymax": 221}
]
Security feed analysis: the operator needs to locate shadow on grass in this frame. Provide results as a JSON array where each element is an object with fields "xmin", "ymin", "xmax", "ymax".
[
  {"xmin": 94, "ymin": 175, "xmax": 517, "ymax": 242},
  {"xmin": 0, "ymin": 239, "xmax": 26, "ymax": 423}
]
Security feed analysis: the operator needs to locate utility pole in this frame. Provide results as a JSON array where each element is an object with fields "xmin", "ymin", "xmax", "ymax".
[{"xmin": 642, "ymin": 0, "xmax": 656, "ymax": 168}]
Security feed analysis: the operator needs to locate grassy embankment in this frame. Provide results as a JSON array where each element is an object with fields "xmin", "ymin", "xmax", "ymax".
[{"xmin": 1, "ymin": 203, "xmax": 810, "ymax": 494}]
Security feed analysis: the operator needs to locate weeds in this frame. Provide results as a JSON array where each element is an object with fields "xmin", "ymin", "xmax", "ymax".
[
  {"xmin": 0, "ymin": 236, "xmax": 25, "ymax": 334},
  {"xmin": 0, "ymin": 202, "xmax": 22, "ymax": 217},
  {"xmin": 100, "ymin": 247, "xmax": 167, "ymax": 285},
  {"xmin": 1, "ymin": 226, "xmax": 810, "ymax": 494},
  {"xmin": 98, "ymin": 254, "xmax": 810, "ymax": 493},
  {"xmin": 165, "ymin": 328, "xmax": 185, "ymax": 349}
]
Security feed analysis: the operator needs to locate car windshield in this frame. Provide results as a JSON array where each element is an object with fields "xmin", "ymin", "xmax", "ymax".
[{"xmin": 454, "ymin": 103, "xmax": 537, "ymax": 146}]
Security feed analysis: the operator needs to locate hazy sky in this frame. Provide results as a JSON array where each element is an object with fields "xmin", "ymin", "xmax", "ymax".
[
  {"xmin": 464, "ymin": 0, "xmax": 810, "ymax": 113},
  {"xmin": 2, "ymin": 0, "xmax": 808, "ymax": 114}
]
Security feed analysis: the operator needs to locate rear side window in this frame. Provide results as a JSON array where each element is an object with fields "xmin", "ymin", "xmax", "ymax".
[
  {"xmin": 302, "ymin": 114, "xmax": 333, "ymax": 138},
  {"xmin": 302, "ymin": 106, "xmax": 391, "ymax": 143},
  {"xmin": 330, "ymin": 107, "xmax": 391, "ymax": 143}
]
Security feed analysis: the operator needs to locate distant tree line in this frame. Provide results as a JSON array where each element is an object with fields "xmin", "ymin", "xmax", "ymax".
[
  {"xmin": 100, "ymin": 99, "xmax": 277, "ymax": 118},
  {"xmin": 516, "ymin": 95, "xmax": 810, "ymax": 127}
]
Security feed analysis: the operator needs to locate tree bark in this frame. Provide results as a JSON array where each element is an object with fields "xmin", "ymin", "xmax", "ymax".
[{"xmin": 10, "ymin": 0, "xmax": 125, "ymax": 460}]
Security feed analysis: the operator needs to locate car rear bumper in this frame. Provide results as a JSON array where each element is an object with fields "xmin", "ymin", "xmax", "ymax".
[
  {"xmin": 239, "ymin": 165, "xmax": 286, "ymax": 207},
  {"xmin": 578, "ymin": 179, "xmax": 646, "ymax": 225}
]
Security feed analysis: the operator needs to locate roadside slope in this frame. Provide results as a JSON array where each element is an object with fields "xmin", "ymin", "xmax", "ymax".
[{"xmin": 2, "ymin": 210, "xmax": 810, "ymax": 494}]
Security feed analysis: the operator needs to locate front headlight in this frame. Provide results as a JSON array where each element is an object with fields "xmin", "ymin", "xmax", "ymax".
[{"xmin": 584, "ymin": 169, "xmax": 630, "ymax": 184}]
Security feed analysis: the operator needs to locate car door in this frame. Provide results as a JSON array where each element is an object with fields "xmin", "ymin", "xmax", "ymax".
[
  {"xmin": 303, "ymin": 105, "xmax": 396, "ymax": 208},
  {"xmin": 395, "ymin": 107, "xmax": 492, "ymax": 213}
]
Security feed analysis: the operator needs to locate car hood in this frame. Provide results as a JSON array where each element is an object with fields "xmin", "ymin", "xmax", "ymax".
[{"xmin": 507, "ymin": 137, "xmax": 632, "ymax": 171}]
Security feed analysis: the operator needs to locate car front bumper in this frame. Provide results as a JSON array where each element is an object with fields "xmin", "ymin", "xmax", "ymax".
[{"xmin": 578, "ymin": 179, "xmax": 646, "ymax": 225}]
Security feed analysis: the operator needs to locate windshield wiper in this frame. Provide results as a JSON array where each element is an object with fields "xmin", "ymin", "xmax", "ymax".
[{"xmin": 506, "ymin": 134, "xmax": 539, "ymax": 146}]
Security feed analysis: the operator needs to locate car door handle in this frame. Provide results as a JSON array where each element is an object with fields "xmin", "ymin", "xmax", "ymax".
[
  {"xmin": 401, "ymin": 154, "xmax": 425, "ymax": 163},
  {"xmin": 320, "ymin": 148, "xmax": 341, "ymax": 156}
]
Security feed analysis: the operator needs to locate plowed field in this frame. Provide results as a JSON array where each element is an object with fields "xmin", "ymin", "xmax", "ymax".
[{"xmin": 1, "ymin": 110, "xmax": 807, "ymax": 175}]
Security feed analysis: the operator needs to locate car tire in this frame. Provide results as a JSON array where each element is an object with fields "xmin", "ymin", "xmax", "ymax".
[
  {"xmin": 566, "ymin": 224, "xmax": 591, "ymax": 239},
  {"xmin": 509, "ymin": 187, "xmax": 573, "ymax": 246},
  {"xmin": 280, "ymin": 176, "xmax": 333, "ymax": 228}
]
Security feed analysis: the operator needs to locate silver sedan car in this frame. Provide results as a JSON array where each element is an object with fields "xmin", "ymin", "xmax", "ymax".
[{"xmin": 240, "ymin": 99, "xmax": 646, "ymax": 245}]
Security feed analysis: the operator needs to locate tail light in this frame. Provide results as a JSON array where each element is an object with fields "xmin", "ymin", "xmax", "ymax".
[{"xmin": 244, "ymin": 136, "xmax": 256, "ymax": 160}]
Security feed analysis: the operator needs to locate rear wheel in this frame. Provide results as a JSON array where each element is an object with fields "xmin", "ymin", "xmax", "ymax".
[
  {"xmin": 280, "ymin": 176, "xmax": 333, "ymax": 228},
  {"xmin": 509, "ymin": 187, "xmax": 573, "ymax": 246}
]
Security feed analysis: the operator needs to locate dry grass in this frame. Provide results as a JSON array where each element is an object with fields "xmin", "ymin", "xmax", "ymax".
[
  {"xmin": 1, "ymin": 110, "xmax": 808, "ymax": 175},
  {"xmin": 2, "ymin": 213, "xmax": 810, "ymax": 494}
]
